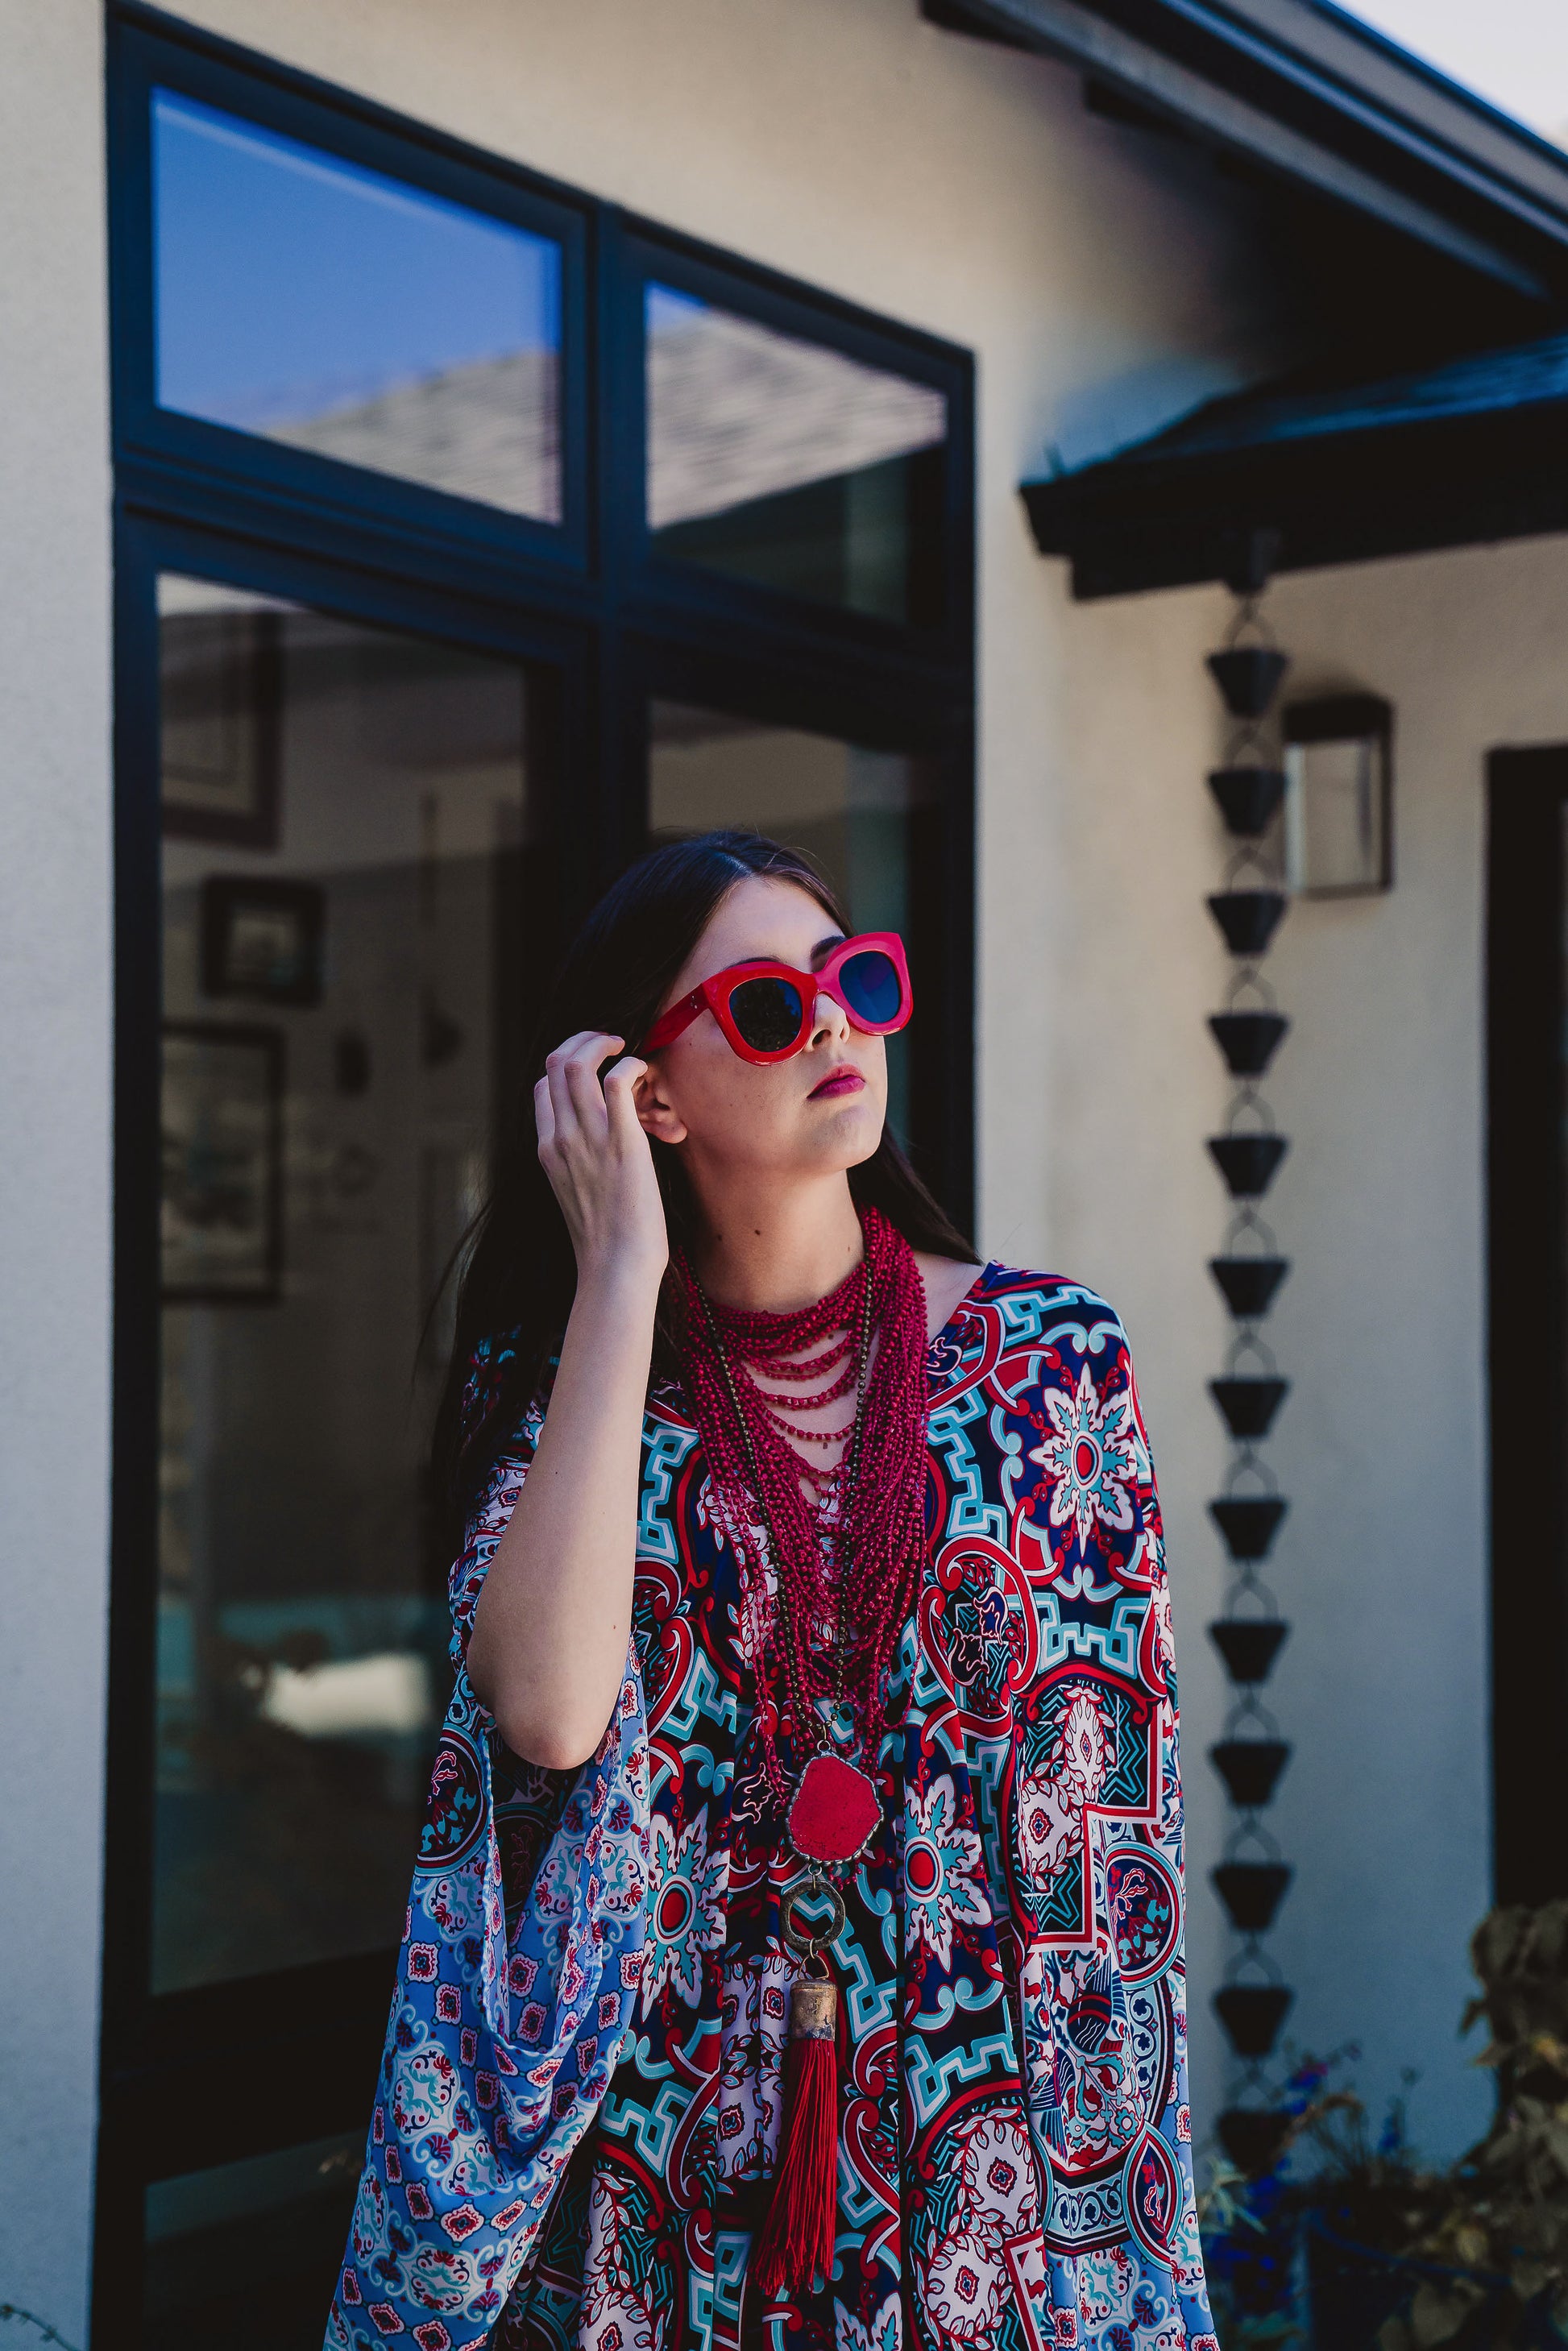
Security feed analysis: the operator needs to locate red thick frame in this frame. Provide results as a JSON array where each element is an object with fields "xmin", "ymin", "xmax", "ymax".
[{"xmin": 641, "ymin": 931, "xmax": 912, "ymax": 1063}]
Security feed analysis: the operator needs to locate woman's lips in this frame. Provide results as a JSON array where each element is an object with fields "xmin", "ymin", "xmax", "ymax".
[{"xmin": 809, "ymin": 1067, "xmax": 865, "ymax": 1100}]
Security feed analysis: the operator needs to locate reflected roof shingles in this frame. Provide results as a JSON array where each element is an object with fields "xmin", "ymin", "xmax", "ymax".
[{"xmin": 268, "ymin": 311, "xmax": 946, "ymax": 525}]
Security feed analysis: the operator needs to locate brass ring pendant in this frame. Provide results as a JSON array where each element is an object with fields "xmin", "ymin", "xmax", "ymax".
[{"xmin": 780, "ymin": 1877, "xmax": 846, "ymax": 1956}]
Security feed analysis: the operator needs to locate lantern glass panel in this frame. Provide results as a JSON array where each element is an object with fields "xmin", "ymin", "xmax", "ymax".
[{"xmin": 1284, "ymin": 711, "xmax": 1392, "ymax": 896}]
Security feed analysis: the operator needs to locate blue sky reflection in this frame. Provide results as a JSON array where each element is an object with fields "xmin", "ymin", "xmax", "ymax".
[{"xmin": 153, "ymin": 89, "xmax": 560, "ymax": 431}]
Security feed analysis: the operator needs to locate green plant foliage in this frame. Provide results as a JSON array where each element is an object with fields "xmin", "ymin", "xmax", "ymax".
[
  {"xmin": 1375, "ymin": 1900, "xmax": 1568, "ymax": 2349},
  {"xmin": 1200, "ymin": 1901, "xmax": 1568, "ymax": 2346}
]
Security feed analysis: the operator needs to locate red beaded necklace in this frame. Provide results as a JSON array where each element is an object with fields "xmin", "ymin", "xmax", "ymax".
[
  {"xmin": 678, "ymin": 1205, "xmax": 931, "ymax": 2301},
  {"xmin": 678, "ymin": 1205, "xmax": 930, "ymax": 1838}
]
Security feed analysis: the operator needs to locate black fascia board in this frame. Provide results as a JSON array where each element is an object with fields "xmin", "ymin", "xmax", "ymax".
[
  {"xmin": 924, "ymin": 0, "xmax": 1568, "ymax": 301},
  {"xmin": 1023, "ymin": 378, "xmax": 1568, "ymax": 595}
]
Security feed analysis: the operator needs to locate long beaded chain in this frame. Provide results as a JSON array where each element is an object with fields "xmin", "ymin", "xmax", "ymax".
[
  {"xmin": 676, "ymin": 1206, "xmax": 931, "ymax": 1809},
  {"xmin": 690, "ymin": 1258, "xmax": 874, "ymax": 1794}
]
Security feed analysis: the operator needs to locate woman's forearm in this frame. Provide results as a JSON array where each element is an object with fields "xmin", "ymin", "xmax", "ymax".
[{"xmin": 467, "ymin": 1258, "xmax": 662, "ymax": 1770}]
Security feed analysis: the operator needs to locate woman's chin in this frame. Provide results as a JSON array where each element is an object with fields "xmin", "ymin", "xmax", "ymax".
[{"xmin": 804, "ymin": 1098, "xmax": 885, "ymax": 1167}]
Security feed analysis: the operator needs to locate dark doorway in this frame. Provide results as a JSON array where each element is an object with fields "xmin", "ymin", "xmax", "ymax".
[{"xmin": 1487, "ymin": 748, "xmax": 1568, "ymax": 1904}]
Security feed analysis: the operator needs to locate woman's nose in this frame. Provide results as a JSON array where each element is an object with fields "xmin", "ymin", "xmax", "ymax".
[{"xmin": 811, "ymin": 986, "xmax": 850, "ymax": 1043}]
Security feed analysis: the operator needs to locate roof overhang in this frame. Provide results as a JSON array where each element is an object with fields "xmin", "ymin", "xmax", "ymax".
[
  {"xmin": 1022, "ymin": 331, "xmax": 1568, "ymax": 595},
  {"xmin": 925, "ymin": 0, "xmax": 1568, "ymax": 302}
]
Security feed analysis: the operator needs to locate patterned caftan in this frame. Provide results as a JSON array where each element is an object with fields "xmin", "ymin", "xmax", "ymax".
[{"xmin": 327, "ymin": 1266, "xmax": 1216, "ymax": 2350}]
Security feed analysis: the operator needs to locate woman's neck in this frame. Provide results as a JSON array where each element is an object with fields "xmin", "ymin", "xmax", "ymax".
[{"xmin": 687, "ymin": 1172, "xmax": 864, "ymax": 1315}]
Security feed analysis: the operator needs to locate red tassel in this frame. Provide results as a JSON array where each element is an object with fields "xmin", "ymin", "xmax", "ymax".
[{"xmin": 753, "ymin": 1973, "xmax": 839, "ymax": 2301}]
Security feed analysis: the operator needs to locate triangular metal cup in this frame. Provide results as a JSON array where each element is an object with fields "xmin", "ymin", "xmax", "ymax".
[
  {"xmin": 1209, "ymin": 1377, "xmax": 1289, "ymax": 1440},
  {"xmin": 1207, "ymin": 645, "xmax": 1289, "ymax": 719},
  {"xmin": 1208, "ymin": 765, "xmax": 1285, "ymax": 835},
  {"xmin": 1209, "ymin": 1495, "xmax": 1288, "ymax": 1559},
  {"xmin": 1213, "ymin": 1861, "xmax": 1293, "ymax": 1934},
  {"xmin": 1209, "ymin": 1011, "xmax": 1288, "ymax": 1077},
  {"xmin": 1214, "ymin": 1982, "xmax": 1294, "ymax": 2058},
  {"xmin": 1209, "ymin": 1256, "xmax": 1290, "ymax": 1316},
  {"xmin": 1217, "ymin": 2106, "xmax": 1294, "ymax": 2178},
  {"xmin": 1209, "ymin": 1619, "xmax": 1289, "ymax": 1685},
  {"xmin": 1209, "ymin": 1736, "xmax": 1290, "ymax": 1806},
  {"xmin": 1208, "ymin": 889, "xmax": 1287, "ymax": 956},
  {"xmin": 1208, "ymin": 1135, "xmax": 1289, "ymax": 1198}
]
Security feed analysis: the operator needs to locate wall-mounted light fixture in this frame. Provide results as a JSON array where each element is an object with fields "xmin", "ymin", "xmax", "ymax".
[{"xmin": 1282, "ymin": 692, "xmax": 1393, "ymax": 897}]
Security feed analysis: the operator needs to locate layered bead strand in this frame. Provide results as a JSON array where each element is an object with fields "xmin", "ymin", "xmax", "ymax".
[{"xmin": 677, "ymin": 1205, "xmax": 930, "ymax": 1808}]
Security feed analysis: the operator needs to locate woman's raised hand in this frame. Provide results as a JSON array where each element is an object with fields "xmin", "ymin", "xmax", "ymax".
[
  {"xmin": 534, "ymin": 1031, "xmax": 669, "ymax": 1289},
  {"xmin": 475, "ymin": 1032, "xmax": 667, "ymax": 1768}
]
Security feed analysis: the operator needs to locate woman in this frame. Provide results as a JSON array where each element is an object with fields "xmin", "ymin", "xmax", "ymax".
[{"xmin": 328, "ymin": 832, "xmax": 1215, "ymax": 2351}]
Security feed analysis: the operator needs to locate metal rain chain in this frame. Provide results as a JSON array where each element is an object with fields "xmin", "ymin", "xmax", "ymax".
[{"xmin": 1202, "ymin": 567, "xmax": 1296, "ymax": 2179}]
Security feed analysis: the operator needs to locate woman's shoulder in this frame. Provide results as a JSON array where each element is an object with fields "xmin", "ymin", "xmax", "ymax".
[
  {"xmin": 950, "ymin": 1260, "xmax": 1131, "ymax": 1335},
  {"xmin": 926, "ymin": 1262, "xmax": 1138, "ymax": 1392}
]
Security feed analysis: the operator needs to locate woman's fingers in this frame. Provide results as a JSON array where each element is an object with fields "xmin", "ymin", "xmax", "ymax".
[
  {"xmin": 537, "ymin": 1035, "xmax": 666, "ymax": 1274},
  {"xmin": 560, "ymin": 1033, "xmax": 624, "ymax": 1134},
  {"xmin": 601, "ymin": 1055, "xmax": 649, "ymax": 1145},
  {"xmin": 533, "ymin": 1072, "xmax": 556, "ymax": 1155},
  {"xmin": 541, "ymin": 1031, "xmax": 634, "ymax": 1159},
  {"xmin": 544, "ymin": 1031, "xmax": 613, "ymax": 1142}
]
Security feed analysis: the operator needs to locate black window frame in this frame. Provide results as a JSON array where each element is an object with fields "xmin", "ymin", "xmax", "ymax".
[
  {"xmin": 101, "ymin": 9, "xmax": 975, "ymax": 2342},
  {"xmin": 1487, "ymin": 747, "xmax": 1568, "ymax": 1907}
]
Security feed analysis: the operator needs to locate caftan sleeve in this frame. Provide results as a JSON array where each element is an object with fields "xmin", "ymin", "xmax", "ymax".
[
  {"xmin": 326, "ymin": 1340, "xmax": 651, "ymax": 2351},
  {"xmin": 1003, "ymin": 1299, "xmax": 1217, "ymax": 2345}
]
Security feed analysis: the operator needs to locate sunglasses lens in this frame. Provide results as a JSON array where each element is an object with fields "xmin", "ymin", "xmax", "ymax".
[
  {"xmin": 728, "ymin": 974, "xmax": 804, "ymax": 1053},
  {"xmin": 837, "ymin": 948, "xmax": 903, "ymax": 1026}
]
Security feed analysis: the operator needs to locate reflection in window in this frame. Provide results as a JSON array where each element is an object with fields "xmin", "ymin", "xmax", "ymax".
[
  {"xmin": 646, "ymin": 288, "xmax": 947, "ymax": 623},
  {"xmin": 153, "ymin": 91, "xmax": 562, "ymax": 519},
  {"xmin": 648, "ymin": 702, "xmax": 937, "ymax": 1144},
  {"xmin": 156, "ymin": 574, "xmax": 537, "ymax": 1993}
]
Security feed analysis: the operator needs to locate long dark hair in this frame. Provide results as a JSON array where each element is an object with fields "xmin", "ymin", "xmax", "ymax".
[{"xmin": 432, "ymin": 830, "xmax": 973, "ymax": 1532}]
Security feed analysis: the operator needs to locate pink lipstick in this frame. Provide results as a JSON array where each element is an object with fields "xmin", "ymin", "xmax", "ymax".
[{"xmin": 809, "ymin": 1066, "xmax": 865, "ymax": 1100}]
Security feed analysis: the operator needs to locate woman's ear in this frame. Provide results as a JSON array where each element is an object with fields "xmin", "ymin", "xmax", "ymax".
[{"xmin": 634, "ymin": 1059, "xmax": 688, "ymax": 1147}]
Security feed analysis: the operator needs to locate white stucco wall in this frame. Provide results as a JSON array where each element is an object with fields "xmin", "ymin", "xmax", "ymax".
[
  {"xmin": 1249, "ymin": 535, "xmax": 1568, "ymax": 2161},
  {"xmin": 5, "ymin": 0, "xmax": 1546, "ymax": 2321},
  {"xmin": 0, "ymin": 2, "xmax": 113, "ymax": 2339},
  {"xmin": 1032, "ymin": 529, "xmax": 1568, "ymax": 2169}
]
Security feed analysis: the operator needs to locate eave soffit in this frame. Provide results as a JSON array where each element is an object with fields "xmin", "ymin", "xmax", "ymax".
[{"xmin": 924, "ymin": 0, "xmax": 1568, "ymax": 302}]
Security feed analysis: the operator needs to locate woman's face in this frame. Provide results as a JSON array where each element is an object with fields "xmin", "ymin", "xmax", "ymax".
[{"xmin": 637, "ymin": 874, "xmax": 889, "ymax": 1182}]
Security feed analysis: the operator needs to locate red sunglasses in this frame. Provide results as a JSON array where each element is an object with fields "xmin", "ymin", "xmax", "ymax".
[{"xmin": 641, "ymin": 931, "xmax": 912, "ymax": 1064}]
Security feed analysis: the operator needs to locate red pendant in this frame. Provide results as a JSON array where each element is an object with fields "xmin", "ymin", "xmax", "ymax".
[{"xmin": 787, "ymin": 1752, "xmax": 880, "ymax": 1865}]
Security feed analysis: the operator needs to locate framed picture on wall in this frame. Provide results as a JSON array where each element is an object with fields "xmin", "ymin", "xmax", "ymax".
[
  {"xmin": 160, "ymin": 604, "xmax": 283, "ymax": 849},
  {"xmin": 160, "ymin": 1022, "xmax": 284, "ymax": 1303},
  {"xmin": 200, "ymin": 876, "xmax": 326, "ymax": 1007}
]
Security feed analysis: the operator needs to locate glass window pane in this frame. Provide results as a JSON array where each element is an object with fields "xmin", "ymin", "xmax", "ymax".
[
  {"xmin": 156, "ymin": 574, "xmax": 539, "ymax": 1992},
  {"xmin": 145, "ymin": 2131, "xmax": 360, "ymax": 2350},
  {"xmin": 646, "ymin": 288, "xmax": 947, "ymax": 623},
  {"xmin": 648, "ymin": 702, "xmax": 937, "ymax": 1144},
  {"xmin": 153, "ymin": 91, "xmax": 562, "ymax": 520}
]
